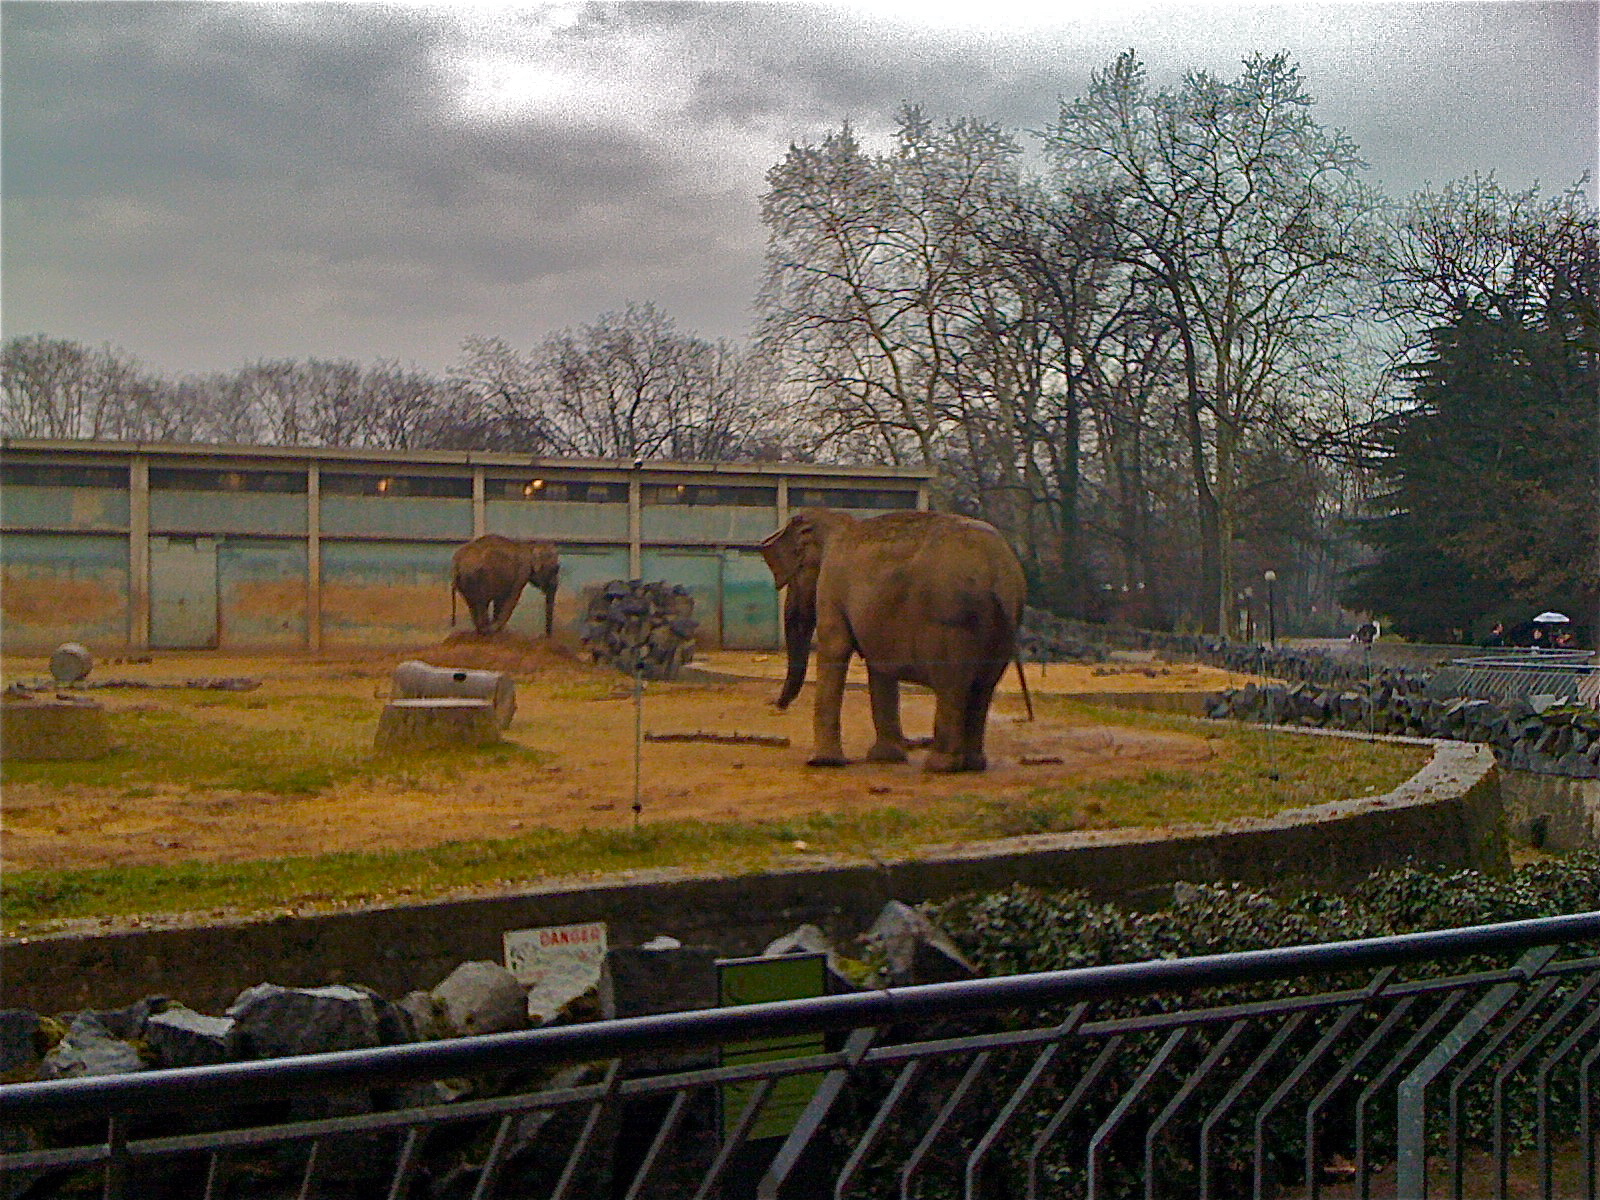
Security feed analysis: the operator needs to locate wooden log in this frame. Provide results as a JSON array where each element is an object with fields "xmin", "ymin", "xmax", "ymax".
[
  {"xmin": 374, "ymin": 698, "xmax": 500, "ymax": 752},
  {"xmin": 644, "ymin": 730, "xmax": 791, "ymax": 747},
  {"xmin": 2, "ymin": 696, "xmax": 111, "ymax": 760}
]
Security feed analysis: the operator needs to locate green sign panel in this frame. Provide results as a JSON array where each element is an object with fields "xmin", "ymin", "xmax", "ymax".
[{"xmin": 717, "ymin": 953, "xmax": 827, "ymax": 1142}]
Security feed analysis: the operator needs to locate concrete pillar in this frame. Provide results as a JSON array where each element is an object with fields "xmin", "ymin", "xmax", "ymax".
[
  {"xmin": 307, "ymin": 464, "xmax": 322, "ymax": 654},
  {"xmin": 128, "ymin": 457, "xmax": 150, "ymax": 651},
  {"xmin": 628, "ymin": 463, "xmax": 643, "ymax": 578},
  {"xmin": 472, "ymin": 468, "xmax": 486, "ymax": 537}
]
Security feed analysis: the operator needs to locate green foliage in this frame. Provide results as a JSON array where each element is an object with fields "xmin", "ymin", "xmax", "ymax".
[
  {"xmin": 1346, "ymin": 198, "xmax": 1599, "ymax": 641},
  {"xmin": 917, "ymin": 856, "xmax": 1600, "ymax": 1197}
]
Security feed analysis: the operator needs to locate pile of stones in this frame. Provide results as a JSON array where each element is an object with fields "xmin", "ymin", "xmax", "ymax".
[
  {"xmin": 0, "ymin": 901, "xmax": 971, "ymax": 1087},
  {"xmin": 580, "ymin": 579, "xmax": 698, "ymax": 680},
  {"xmin": 1, "ymin": 903, "xmax": 974, "ymax": 1195},
  {"xmin": 1207, "ymin": 680, "xmax": 1600, "ymax": 778}
]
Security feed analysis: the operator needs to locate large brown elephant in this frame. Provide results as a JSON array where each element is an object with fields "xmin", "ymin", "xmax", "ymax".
[
  {"xmin": 451, "ymin": 535, "xmax": 561, "ymax": 637},
  {"xmin": 760, "ymin": 508, "xmax": 1028, "ymax": 772}
]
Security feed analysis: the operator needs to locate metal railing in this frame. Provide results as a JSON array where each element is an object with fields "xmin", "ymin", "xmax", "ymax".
[{"xmin": 3, "ymin": 913, "xmax": 1598, "ymax": 1199}]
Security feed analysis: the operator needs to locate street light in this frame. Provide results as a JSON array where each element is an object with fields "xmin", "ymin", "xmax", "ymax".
[{"xmin": 1264, "ymin": 570, "xmax": 1278, "ymax": 648}]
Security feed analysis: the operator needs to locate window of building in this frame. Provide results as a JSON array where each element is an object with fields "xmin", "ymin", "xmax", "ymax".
[
  {"xmin": 149, "ymin": 467, "xmax": 306, "ymax": 493},
  {"xmin": 321, "ymin": 473, "xmax": 471, "ymax": 498},
  {"xmin": 0, "ymin": 463, "xmax": 126, "ymax": 488},
  {"xmin": 643, "ymin": 483, "xmax": 778, "ymax": 506},
  {"xmin": 789, "ymin": 487, "xmax": 917, "ymax": 510},
  {"xmin": 485, "ymin": 478, "xmax": 628, "ymax": 503}
]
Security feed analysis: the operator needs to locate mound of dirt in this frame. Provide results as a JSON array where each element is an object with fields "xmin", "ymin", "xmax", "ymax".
[{"xmin": 428, "ymin": 631, "xmax": 595, "ymax": 677}]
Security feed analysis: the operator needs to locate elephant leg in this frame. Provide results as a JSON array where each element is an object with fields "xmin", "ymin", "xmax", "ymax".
[
  {"xmin": 956, "ymin": 666, "xmax": 1006, "ymax": 772},
  {"xmin": 808, "ymin": 637, "xmax": 851, "ymax": 767},
  {"xmin": 923, "ymin": 682, "xmax": 968, "ymax": 773},
  {"xmin": 470, "ymin": 603, "xmax": 495, "ymax": 636},
  {"xmin": 864, "ymin": 667, "xmax": 907, "ymax": 763},
  {"xmin": 489, "ymin": 586, "xmax": 524, "ymax": 633}
]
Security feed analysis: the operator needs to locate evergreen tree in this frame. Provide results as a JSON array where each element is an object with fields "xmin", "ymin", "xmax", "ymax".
[{"xmin": 1345, "ymin": 304, "xmax": 1596, "ymax": 641}]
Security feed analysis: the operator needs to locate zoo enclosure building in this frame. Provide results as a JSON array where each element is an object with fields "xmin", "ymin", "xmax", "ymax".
[{"xmin": 0, "ymin": 439, "xmax": 930, "ymax": 655}]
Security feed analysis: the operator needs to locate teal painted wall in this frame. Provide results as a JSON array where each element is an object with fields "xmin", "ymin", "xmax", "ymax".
[
  {"xmin": 552, "ymin": 546, "xmax": 632, "ymax": 639},
  {"xmin": 152, "ymin": 492, "xmax": 306, "ymax": 536},
  {"xmin": 322, "ymin": 540, "xmax": 454, "ymax": 646},
  {"xmin": 721, "ymin": 549, "xmax": 780, "ymax": 650},
  {"xmin": 486, "ymin": 500, "xmax": 629, "ymax": 541},
  {"xmin": 0, "ymin": 533, "xmax": 129, "ymax": 647},
  {"xmin": 320, "ymin": 496, "xmax": 472, "ymax": 539},
  {"xmin": 0, "ymin": 485, "xmax": 128, "ymax": 531},
  {"xmin": 641, "ymin": 504, "xmax": 778, "ymax": 545},
  {"xmin": 641, "ymin": 548, "xmax": 723, "ymax": 646},
  {"xmin": 219, "ymin": 539, "xmax": 308, "ymax": 649}
]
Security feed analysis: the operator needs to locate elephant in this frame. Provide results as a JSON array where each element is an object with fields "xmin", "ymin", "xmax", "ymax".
[
  {"xmin": 759, "ymin": 507, "xmax": 1031, "ymax": 773},
  {"xmin": 451, "ymin": 535, "xmax": 561, "ymax": 637}
]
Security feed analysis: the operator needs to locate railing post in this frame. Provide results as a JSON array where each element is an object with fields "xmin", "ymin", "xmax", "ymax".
[{"xmin": 1393, "ymin": 945, "xmax": 1558, "ymax": 1199}]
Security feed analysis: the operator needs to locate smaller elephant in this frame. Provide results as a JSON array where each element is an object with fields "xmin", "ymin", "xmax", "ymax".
[{"xmin": 451, "ymin": 535, "xmax": 561, "ymax": 637}]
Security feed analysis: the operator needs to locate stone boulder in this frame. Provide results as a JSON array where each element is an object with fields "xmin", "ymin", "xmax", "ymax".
[
  {"xmin": 862, "ymin": 900, "xmax": 978, "ymax": 986},
  {"xmin": 432, "ymin": 961, "xmax": 528, "ymax": 1037},
  {"xmin": 40, "ymin": 1013, "xmax": 144, "ymax": 1079},
  {"xmin": 225, "ymin": 983, "xmax": 395, "ymax": 1059}
]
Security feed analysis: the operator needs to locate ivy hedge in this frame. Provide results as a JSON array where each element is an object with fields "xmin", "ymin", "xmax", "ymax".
[{"xmin": 838, "ymin": 855, "xmax": 1600, "ymax": 1199}]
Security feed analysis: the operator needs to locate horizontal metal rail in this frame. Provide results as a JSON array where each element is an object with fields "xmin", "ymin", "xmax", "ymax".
[{"xmin": 4, "ymin": 912, "xmax": 1598, "ymax": 1199}]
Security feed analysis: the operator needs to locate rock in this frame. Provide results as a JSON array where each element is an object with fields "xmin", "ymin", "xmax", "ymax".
[
  {"xmin": 862, "ymin": 900, "xmax": 978, "ymax": 986},
  {"xmin": 40, "ymin": 1013, "xmax": 144, "ymax": 1079},
  {"xmin": 432, "ymin": 962, "xmax": 528, "ymax": 1037},
  {"xmin": 86, "ymin": 995, "xmax": 173, "ymax": 1040},
  {"xmin": 145, "ymin": 1008, "xmax": 234, "ymax": 1068},
  {"xmin": 0, "ymin": 1010, "xmax": 46, "ymax": 1082},
  {"xmin": 601, "ymin": 942, "xmax": 717, "ymax": 1070},
  {"xmin": 397, "ymin": 989, "xmax": 451, "ymax": 1041},
  {"xmin": 226, "ymin": 983, "xmax": 389, "ymax": 1059}
]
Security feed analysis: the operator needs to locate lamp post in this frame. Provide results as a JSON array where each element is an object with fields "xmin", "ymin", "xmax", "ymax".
[{"xmin": 1264, "ymin": 570, "xmax": 1277, "ymax": 649}]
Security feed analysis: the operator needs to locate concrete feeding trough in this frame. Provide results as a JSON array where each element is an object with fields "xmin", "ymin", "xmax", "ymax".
[
  {"xmin": 374, "ymin": 698, "xmax": 501, "ymax": 752},
  {"xmin": 391, "ymin": 660, "xmax": 516, "ymax": 729},
  {"xmin": 2, "ymin": 693, "xmax": 111, "ymax": 760}
]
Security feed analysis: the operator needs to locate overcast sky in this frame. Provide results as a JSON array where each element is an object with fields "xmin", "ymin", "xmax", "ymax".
[{"xmin": 3, "ymin": 1, "xmax": 1595, "ymax": 377}]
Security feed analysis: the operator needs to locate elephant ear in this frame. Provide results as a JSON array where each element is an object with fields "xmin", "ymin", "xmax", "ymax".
[{"xmin": 759, "ymin": 515, "xmax": 817, "ymax": 590}]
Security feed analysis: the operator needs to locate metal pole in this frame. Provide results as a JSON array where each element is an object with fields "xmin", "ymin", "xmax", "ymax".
[
  {"xmin": 1264, "ymin": 570, "xmax": 1277, "ymax": 649},
  {"xmin": 633, "ymin": 656, "xmax": 644, "ymax": 828}
]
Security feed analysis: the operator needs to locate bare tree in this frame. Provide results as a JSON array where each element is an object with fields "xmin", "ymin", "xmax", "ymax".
[{"xmin": 1043, "ymin": 51, "xmax": 1382, "ymax": 632}]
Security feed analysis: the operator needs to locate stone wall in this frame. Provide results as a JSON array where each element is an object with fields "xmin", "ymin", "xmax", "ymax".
[
  {"xmin": 2, "ymin": 739, "xmax": 1502, "ymax": 1016},
  {"xmin": 1500, "ymin": 772, "xmax": 1600, "ymax": 852}
]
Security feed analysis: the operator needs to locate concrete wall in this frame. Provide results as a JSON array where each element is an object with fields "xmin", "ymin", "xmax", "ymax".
[
  {"xmin": 1500, "ymin": 771, "xmax": 1600, "ymax": 852},
  {"xmin": 0, "ymin": 740, "xmax": 1502, "ymax": 1016}
]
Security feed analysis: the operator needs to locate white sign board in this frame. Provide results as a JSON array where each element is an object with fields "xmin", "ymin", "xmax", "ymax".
[{"xmin": 503, "ymin": 922, "xmax": 608, "ymax": 1023}]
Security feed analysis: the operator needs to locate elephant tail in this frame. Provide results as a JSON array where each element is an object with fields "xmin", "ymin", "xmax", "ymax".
[
  {"xmin": 449, "ymin": 574, "xmax": 457, "ymax": 628},
  {"xmin": 996, "ymin": 596, "xmax": 1033, "ymax": 722},
  {"xmin": 1014, "ymin": 656, "xmax": 1034, "ymax": 722}
]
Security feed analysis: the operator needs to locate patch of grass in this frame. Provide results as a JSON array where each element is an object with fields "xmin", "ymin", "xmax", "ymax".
[{"xmin": 0, "ymin": 687, "xmax": 1430, "ymax": 936}]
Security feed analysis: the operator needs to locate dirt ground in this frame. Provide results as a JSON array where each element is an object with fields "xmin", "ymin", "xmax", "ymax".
[{"xmin": 1, "ymin": 636, "xmax": 1254, "ymax": 871}]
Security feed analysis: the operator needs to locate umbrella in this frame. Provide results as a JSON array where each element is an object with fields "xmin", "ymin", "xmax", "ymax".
[{"xmin": 1533, "ymin": 611, "xmax": 1571, "ymax": 623}]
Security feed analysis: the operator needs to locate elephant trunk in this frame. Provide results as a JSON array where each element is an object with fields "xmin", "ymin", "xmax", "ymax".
[
  {"xmin": 543, "ymin": 579, "xmax": 558, "ymax": 638},
  {"xmin": 774, "ymin": 582, "xmax": 816, "ymax": 710}
]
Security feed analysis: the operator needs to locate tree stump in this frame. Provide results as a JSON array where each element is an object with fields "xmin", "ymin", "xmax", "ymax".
[
  {"xmin": 374, "ymin": 698, "xmax": 500, "ymax": 752},
  {"xmin": 2, "ymin": 695, "xmax": 111, "ymax": 760}
]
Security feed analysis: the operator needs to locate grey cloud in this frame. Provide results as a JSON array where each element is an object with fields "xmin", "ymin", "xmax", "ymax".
[{"xmin": 2, "ymin": 1, "xmax": 1594, "ymax": 376}]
